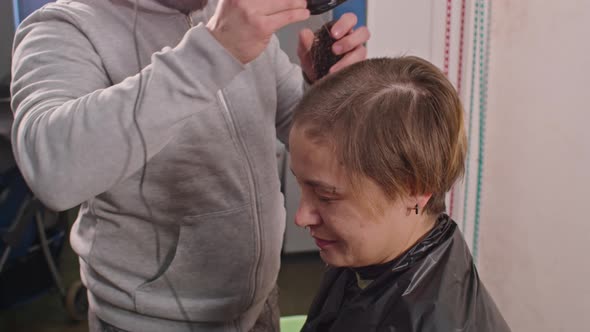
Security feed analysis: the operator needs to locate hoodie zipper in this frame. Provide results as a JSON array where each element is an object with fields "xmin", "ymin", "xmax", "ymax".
[
  {"xmin": 188, "ymin": 9, "xmax": 263, "ymax": 322},
  {"xmin": 216, "ymin": 90, "xmax": 263, "ymax": 314},
  {"xmin": 185, "ymin": 13, "xmax": 194, "ymax": 28}
]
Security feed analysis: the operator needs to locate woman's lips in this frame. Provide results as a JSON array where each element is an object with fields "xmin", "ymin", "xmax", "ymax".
[{"xmin": 313, "ymin": 237, "xmax": 337, "ymax": 250}]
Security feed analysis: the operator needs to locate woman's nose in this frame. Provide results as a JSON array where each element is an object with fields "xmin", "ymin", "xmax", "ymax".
[{"xmin": 294, "ymin": 195, "xmax": 322, "ymax": 228}]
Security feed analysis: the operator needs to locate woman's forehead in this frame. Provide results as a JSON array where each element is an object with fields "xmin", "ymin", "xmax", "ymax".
[{"xmin": 290, "ymin": 128, "xmax": 342, "ymax": 177}]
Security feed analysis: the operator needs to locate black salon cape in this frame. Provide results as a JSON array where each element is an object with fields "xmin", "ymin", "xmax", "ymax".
[{"xmin": 301, "ymin": 215, "xmax": 511, "ymax": 332}]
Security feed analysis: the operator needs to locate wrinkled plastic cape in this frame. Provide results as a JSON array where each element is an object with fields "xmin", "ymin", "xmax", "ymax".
[{"xmin": 301, "ymin": 215, "xmax": 511, "ymax": 332}]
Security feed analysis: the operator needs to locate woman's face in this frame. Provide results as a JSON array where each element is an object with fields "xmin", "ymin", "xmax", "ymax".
[{"xmin": 289, "ymin": 126, "xmax": 418, "ymax": 268}]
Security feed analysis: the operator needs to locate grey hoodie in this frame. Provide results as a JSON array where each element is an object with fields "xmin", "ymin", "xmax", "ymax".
[{"xmin": 10, "ymin": 0, "xmax": 305, "ymax": 331}]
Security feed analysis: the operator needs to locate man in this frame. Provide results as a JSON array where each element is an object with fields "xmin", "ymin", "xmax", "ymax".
[{"xmin": 10, "ymin": 0, "xmax": 369, "ymax": 331}]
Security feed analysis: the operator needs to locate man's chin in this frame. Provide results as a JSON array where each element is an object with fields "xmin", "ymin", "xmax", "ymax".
[{"xmin": 155, "ymin": 0, "xmax": 208, "ymax": 13}]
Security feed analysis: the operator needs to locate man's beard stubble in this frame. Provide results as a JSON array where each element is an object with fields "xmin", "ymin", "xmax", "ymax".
[{"xmin": 155, "ymin": 0, "xmax": 208, "ymax": 14}]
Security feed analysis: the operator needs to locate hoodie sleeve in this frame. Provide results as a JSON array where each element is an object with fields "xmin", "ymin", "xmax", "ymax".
[
  {"xmin": 270, "ymin": 35, "xmax": 308, "ymax": 148},
  {"xmin": 10, "ymin": 10, "xmax": 243, "ymax": 211}
]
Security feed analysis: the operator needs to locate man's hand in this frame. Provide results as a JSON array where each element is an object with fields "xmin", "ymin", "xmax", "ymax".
[
  {"xmin": 298, "ymin": 13, "xmax": 370, "ymax": 82},
  {"xmin": 207, "ymin": 0, "xmax": 310, "ymax": 64}
]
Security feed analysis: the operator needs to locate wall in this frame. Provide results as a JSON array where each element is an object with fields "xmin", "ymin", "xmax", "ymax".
[
  {"xmin": 368, "ymin": 0, "xmax": 590, "ymax": 331},
  {"xmin": 480, "ymin": 1, "xmax": 590, "ymax": 331}
]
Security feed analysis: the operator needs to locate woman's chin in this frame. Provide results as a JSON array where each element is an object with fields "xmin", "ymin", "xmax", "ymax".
[{"xmin": 319, "ymin": 250, "xmax": 348, "ymax": 267}]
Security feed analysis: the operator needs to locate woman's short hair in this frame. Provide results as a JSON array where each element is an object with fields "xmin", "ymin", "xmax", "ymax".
[{"xmin": 292, "ymin": 56, "xmax": 467, "ymax": 215}]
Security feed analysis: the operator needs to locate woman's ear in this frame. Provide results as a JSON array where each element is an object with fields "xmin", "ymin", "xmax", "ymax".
[
  {"xmin": 416, "ymin": 193, "xmax": 433, "ymax": 212},
  {"xmin": 405, "ymin": 193, "xmax": 433, "ymax": 215}
]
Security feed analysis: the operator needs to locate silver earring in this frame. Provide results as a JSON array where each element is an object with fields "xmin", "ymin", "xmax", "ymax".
[{"xmin": 406, "ymin": 204, "xmax": 419, "ymax": 216}]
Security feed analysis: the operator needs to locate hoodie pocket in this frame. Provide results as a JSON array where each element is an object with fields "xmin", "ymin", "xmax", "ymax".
[{"xmin": 133, "ymin": 204, "xmax": 257, "ymax": 322}]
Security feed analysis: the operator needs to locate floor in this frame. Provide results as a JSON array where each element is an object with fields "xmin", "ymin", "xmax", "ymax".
[{"xmin": 0, "ymin": 216, "xmax": 325, "ymax": 332}]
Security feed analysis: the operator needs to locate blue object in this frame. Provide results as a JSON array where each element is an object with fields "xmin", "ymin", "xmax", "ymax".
[
  {"xmin": 12, "ymin": 0, "xmax": 19, "ymax": 30},
  {"xmin": 333, "ymin": 0, "xmax": 367, "ymax": 29},
  {"xmin": 12, "ymin": 0, "xmax": 55, "ymax": 29}
]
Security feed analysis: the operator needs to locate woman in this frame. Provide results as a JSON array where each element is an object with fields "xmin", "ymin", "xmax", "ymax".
[{"xmin": 289, "ymin": 56, "xmax": 510, "ymax": 332}]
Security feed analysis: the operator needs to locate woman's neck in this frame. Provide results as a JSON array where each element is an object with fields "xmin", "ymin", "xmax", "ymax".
[
  {"xmin": 355, "ymin": 213, "xmax": 439, "ymax": 276},
  {"xmin": 402, "ymin": 214, "xmax": 438, "ymax": 254}
]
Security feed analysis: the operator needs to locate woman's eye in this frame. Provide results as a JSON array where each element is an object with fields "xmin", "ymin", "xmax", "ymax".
[
  {"xmin": 311, "ymin": 186, "xmax": 340, "ymax": 203},
  {"xmin": 317, "ymin": 196, "xmax": 334, "ymax": 203},
  {"xmin": 316, "ymin": 192, "xmax": 339, "ymax": 203}
]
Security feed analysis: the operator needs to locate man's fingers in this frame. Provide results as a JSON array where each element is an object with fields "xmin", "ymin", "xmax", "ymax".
[
  {"xmin": 264, "ymin": 0, "xmax": 308, "ymax": 15},
  {"xmin": 298, "ymin": 28, "xmax": 315, "ymax": 56},
  {"xmin": 330, "ymin": 13, "xmax": 358, "ymax": 39},
  {"xmin": 332, "ymin": 26, "xmax": 370, "ymax": 55},
  {"xmin": 266, "ymin": 8, "xmax": 310, "ymax": 32},
  {"xmin": 329, "ymin": 45, "xmax": 367, "ymax": 73}
]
